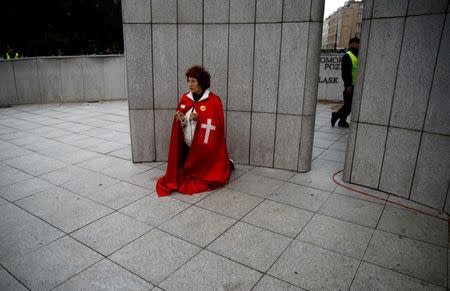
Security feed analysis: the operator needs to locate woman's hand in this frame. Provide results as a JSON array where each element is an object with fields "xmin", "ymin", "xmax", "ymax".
[
  {"xmin": 190, "ymin": 112, "xmax": 198, "ymax": 122},
  {"xmin": 175, "ymin": 111, "xmax": 186, "ymax": 123}
]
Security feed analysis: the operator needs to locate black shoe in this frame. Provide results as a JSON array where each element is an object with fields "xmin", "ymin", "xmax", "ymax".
[
  {"xmin": 229, "ymin": 159, "xmax": 235, "ymax": 171},
  {"xmin": 331, "ymin": 112, "xmax": 338, "ymax": 127},
  {"xmin": 338, "ymin": 120, "xmax": 349, "ymax": 128}
]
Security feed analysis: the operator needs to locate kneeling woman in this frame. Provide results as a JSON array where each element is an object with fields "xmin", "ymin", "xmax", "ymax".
[{"xmin": 156, "ymin": 66, "xmax": 233, "ymax": 197}]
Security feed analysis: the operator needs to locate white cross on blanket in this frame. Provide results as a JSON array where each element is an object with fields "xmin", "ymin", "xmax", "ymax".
[{"xmin": 201, "ymin": 118, "xmax": 216, "ymax": 144}]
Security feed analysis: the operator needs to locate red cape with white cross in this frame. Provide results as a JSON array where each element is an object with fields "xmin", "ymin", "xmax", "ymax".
[{"xmin": 156, "ymin": 90, "xmax": 231, "ymax": 196}]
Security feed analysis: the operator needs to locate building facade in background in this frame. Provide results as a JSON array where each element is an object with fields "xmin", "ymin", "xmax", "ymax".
[{"xmin": 322, "ymin": 0, "xmax": 363, "ymax": 49}]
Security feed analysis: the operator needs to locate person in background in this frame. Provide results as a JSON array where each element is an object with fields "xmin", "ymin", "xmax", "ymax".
[
  {"xmin": 4, "ymin": 46, "xmax": 20, "ymax": 60},
  {"xmin": 331, "ymin": 37, "xmax": 359, "ymax": 128}
]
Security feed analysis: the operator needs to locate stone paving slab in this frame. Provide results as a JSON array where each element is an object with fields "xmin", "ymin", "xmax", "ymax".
[
  {"xmin": 377, "ymin": 205, "xmax": 448, "ymax": 247},
  {"xmin": 15, "ymin": 186, "xmax": 113, "ymax": 233},
  {"xmin": 289, "ymin": 158, "xmax": 342, "ymax": 192},
  {"xmin": 318, "ymin": 193, "xmax": 385, "ymax": 228},
  {"xmin": 2, "ymin": 236, "xmax": 103, "ymax": 291},
  {"xmin": 124, "ymin": 168, "xmax": 166, "ymax": 190},
  {"xmin": 0, "ymin": 163, "xmax": 33, "ymax": 187},
  {"xmin": 53, "ymin": 259, "xmax": 154, "ymax": 291},
  {"xmin": 268, "ymin": 240, "xmax": 360, "ymax": 290},
  {"xmin": 0, "ymin": 196, "xmax": 8, "ymax": 207},
  {"xmin": 159, "ymin": 250, "xmax": 262, "ymax": 291},
  {"xmin": 0, "ymin": 144, "xmax": 33, "ymax": 162},
  {"xmin": 387, "ymin": 194, "xmax": 449, "ymax": 219},
  {"xmin": 88, "ymin": 181, "xmax": 150, "ymax": 210},
  {"xmin": 109, "ymin": 228, "xmax": 201, "ymax": 285},
  {"xmin": 333, "ymin": 172, "xmax": 389, "ymax": 204},
  {"xmin": 119, "ymin": 195, "xmax": 190, "ymax": 227},
  {"xmin": 3, "ymin": 152, "xmax": 68, "ymax": 176},
  {"xmin": 252, "ymin": 275, "xmax": 305, "ymax": 290},
  {"xmin": 44, "ymin": 147, "xmax": 100, "ymax": 165},
  {"xmin": 269, "ymin": 181, "xmax": 331, "ymax": 212},
  {"xmin": 0, "ymin": 203, "xmax": 64, "ymax": 262},
  {"xmin": 108, "ymin": 145, "xmax": 132, "ymax": 160},
  {"xmin": 297, "ymin": 214, "xmax": 374, "ymax": 260},
  {"xmin": 0, "ymin": 177, "xmax": 54, "ymax": 202},
  {"xmin": 0, "ymin": 267, "xmax": 28, "ymax": 291},
  {"xmin": 0, "ymin": 101, "xmax": 447, "ymax": 290},
  {"xmin": 364, "ymin": 230, "xmax": 447, "ymax": 287},
  {"xmin": 249, "ymin": 166, "xmax": 297, "ymax": 181},
  {"xmin": 207, "ymin": 221, "xmax": 292, "ymax": 272},
  {"xmin": 242, "ymin": 199, "xmax": 314, "ymax": 238},
  {"xmin": 196, "ymin": 187, "xmax": 263, "ymax": 220},
  {"xmin": 169, "ymin": 188, "xmax": 215, "ymax": 204},
  {"xmin": 75, "ymin": 155, "xmax": 126, "ymax": 172},
  {"xmin": 159, "ymin": 206, "xmax": 236, "ymax": 247},
  {"xmin": 71, "ymin": 212, "xmax": 152, "ymax": 256},
  {"xmin": 227, "ymin": 172, "xmax": 285, "ymax": 198},
  {"xmin": 60, "ymin": 172, "xmax": 121, "ymax": 196},
  {"xmin": 350, "ymin": 262, "xmax": 445, "ymax": 291},
  {"xmin": 38, "ymin": 165, "xmax": 93, "ymax": 186}
]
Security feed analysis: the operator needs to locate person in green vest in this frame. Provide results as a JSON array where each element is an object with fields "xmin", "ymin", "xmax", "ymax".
[
  {"xmin": 331, "ymin": 37, "xmax": 359, "ymax": 128},
  {"xmin": 4, "ymin": 46, "xmax": 20, "ymax": 60}
]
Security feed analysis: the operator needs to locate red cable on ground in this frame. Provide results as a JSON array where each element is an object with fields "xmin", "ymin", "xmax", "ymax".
[{"xmin": 332, "ymin": 170, "xmax": 449, "ymax": 224}]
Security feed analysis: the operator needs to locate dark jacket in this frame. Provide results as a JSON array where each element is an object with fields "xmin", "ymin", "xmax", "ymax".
[{"xmin": 341, "ymin": 53, "xmax": 353, "ymax": 87}]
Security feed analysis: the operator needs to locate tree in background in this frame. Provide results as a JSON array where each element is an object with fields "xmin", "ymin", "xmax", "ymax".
[{"xmin": 1, "ymin": 0, "xmax": 124, "ymax": 57}]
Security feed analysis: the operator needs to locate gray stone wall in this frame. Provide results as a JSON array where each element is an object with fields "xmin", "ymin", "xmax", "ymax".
[
  {"xmin": 123, "ymin": 0, "xmax": 325, "ymax": 172},
  {"xmin": 0, "ymin": 55, "xmax": 126, "ymax": 105},
  {"xmin": 344, "ymin": 0, "xmax": 450, "ymax": 212}
]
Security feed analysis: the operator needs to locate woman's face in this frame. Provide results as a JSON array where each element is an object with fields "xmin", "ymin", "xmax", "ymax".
[{"xmin": 187, "ymin": 77, "xmax": 202, "ymax": 94}]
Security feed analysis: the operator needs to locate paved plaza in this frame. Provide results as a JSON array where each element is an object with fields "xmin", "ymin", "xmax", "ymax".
[{"xmin": 0, "ymin": 100, "xmax": 448, "ymax": 290}]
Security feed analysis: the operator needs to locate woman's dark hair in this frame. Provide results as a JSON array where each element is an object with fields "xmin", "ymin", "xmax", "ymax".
[{"xmin": 186, "ymin": 65, "xmax": 211, "ymax": 90}]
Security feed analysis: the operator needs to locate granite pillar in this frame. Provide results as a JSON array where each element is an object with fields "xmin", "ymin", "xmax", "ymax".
[
  {"xmin": 344, "ymin": 0, "xmax": 450, "ymax": 212},
  {"xmin": 123, "ymin": 0, "xmax": 325, "ymax": 172}
]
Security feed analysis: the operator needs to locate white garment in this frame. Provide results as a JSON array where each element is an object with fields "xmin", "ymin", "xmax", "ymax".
[{"xmin": 182, "ymin": 89, "xmax": 210, "ymax": 147}]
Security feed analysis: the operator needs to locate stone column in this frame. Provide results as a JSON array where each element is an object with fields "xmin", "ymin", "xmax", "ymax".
[
  {"xmin": 123, "ymin": 0, "xmax": 325, "ymax": 173},
  {"xmin": 122, "ymin": 0, "xmax": 154, "ymax": 162},
  {"xmin": 344, "ymin": 0, "xmax": 450, "ymax": 212}
]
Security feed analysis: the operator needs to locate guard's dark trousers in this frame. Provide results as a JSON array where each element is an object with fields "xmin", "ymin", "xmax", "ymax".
[{"xmin": 336, "ymin": 86, "xmax": 353, "ymax": 122}]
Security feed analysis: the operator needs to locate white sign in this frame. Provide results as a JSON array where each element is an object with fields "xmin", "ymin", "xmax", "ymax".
[{"xmin": 318, "ymin": 53, "xmax": 344, "ymax": 101}]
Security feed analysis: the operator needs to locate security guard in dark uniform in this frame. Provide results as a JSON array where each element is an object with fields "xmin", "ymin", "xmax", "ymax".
[{"xmin": 331, "ymin": 37, "xmax": 359, "ymax": 128}]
